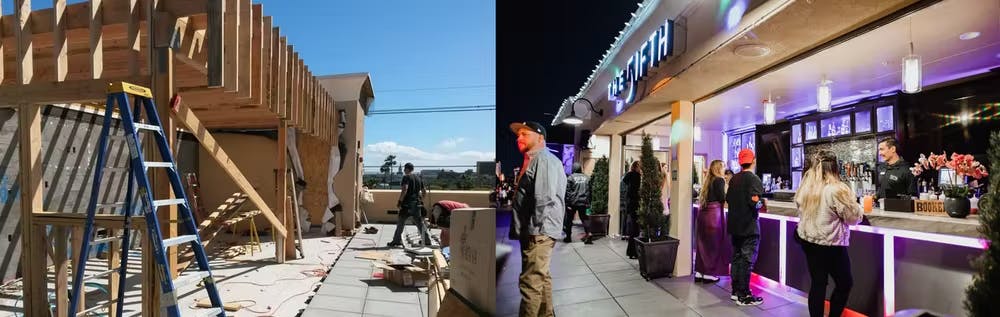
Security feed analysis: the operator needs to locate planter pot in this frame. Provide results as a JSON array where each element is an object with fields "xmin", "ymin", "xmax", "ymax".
[
  {"xmin": 588, "ymin": 214, "xmax": 610, "ymax": 237},
  {"xmin": 944, "ymin": 197, "xmax": 971, "ymax": 218},
  {"xmin": 634, "ymin": 236, "xmax": 680, "ymax": 280}
]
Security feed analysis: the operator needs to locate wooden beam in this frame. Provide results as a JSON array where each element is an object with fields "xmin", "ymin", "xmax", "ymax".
[
  {"xmin": 279, "ymin": 38, "xmax": 289, "ymax": 119},
  {"xmin": 206, "ymin": 0, "xmax": 223, "ymax": 87},
  {"xmin": 0, "ymin": 76, "xmax": 148, "ymax": 104},
  {"xmin": 171, "ymin": 101, "xmax": 288, "ymax": 238},
  {"xmin": 90, "ymin": 0, "xmax": 104, "ymax": 79},
  {"xmin": 0, "ymin": 0, "xmax": 5, "ymax": 84},
  {"xmin": 237, "ymin": 0, "xmax": 251, "ymax": 99},
  {"xmin": 54, "ymin": 0, "xmax": 68, "ymax": 82},
  {"xmin": 34, "ymin": 212, "xmax": 147, "ymax": 229},
  {"xmin": 276, "ymin": 120, "xmax": 289, "ymax": 262},
  {"xmin": 53, "ymin": 226, "xmax": 69, "ymax": 317},
  {"xmin": 151, "ymin": 0, "xmax": 179, "ymax": 280},
  {"xmin": 17, "ymin": 100, "xmax": 47, "ymax": 315},
  {"xmin": 70, "ymin": 226, "xmax": 84, "ymax": 315},
  {"xmin": 223, "ymin": 0, "xmax": 238, "ymax": 92},
  {"xmin": 141, "ymin": 231, "xmax": 157, "ymax": 315},
  {"xmin": 107, "ymin": 234, "xmax": 121, "ymax": 317},
  {"xmin": 250, "ymin": 4, "xmax": 263, "ymax": 105},
  {"xmin": 127, "ymin": 0, "xmax": 141, "ymax": 76},
  {"xmin": 262, "ymin": 19, "xmax": 273, "ymax": 112},
  {"xmin": 16, "ymin": 0, "xmax": 34, "ymax": 85}
]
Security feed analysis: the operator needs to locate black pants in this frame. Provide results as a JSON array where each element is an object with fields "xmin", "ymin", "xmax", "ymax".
[
  {"xmin": 390, "ymin": 202, "xmax": 431, "ymax": 246},
  {"xmin": 625, "ymin": 213, "xmax": 640, "ymax": 257},
  {"xmin": 563, "ymin": 206, "xmax": 589, "ymax": 239},
  {"xmin": 730, "ymin": 234, "xmax": 760, "ymax": 297},
  {"xmin": 799, "ymin": 235, "xmax": 853, "ymax": 317}
]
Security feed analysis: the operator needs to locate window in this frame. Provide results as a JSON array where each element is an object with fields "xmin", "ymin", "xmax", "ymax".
[
  {"xmin": 876, "ymin": 105, "xmax": 894, "ymax": 132},
  {"xmin": 855, "ymin": 110, "xmax": 872, "ymax": 133},
  {"xmin": 791, "ymin": 124, "xmax": 802, "ymax": 144},
  {"xmin": 805, "ymin": 121, "xmax": 818, "ymax": 141}
]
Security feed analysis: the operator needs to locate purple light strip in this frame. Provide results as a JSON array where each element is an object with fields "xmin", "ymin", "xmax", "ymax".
[
  {"xmin": 758, "ymin": 212, "xmax": 987, "ymax": 249},
  {"xmin": 883, "ymin": 234, "xmax": 895, "ymax": 316},
  {"xmin": 779, "ymin": 218, "xmax": 787, "ymax": 286}
]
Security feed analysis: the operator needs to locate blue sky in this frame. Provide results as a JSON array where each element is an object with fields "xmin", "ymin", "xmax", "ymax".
[
  {"xmin": 3, "ymin": 1, "xmax": 496, "ymax": 172},
  {"xmin": 259, "ymin": 0, "xmax": 496, "ymax": 172}
]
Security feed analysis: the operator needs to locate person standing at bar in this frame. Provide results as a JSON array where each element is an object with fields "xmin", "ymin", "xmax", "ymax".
[
  {"xmin": 794, "ymin": 150, "xmax": 863, "ymax": 317},
  {"xmin": 508, "ymin": 121, "xmax": 566, "ymax": 317},
  {"xmin": 877, "ymin": 137, "xmax": 916, "ymax": 200},
  {"xmin": 695, "ymin": 160, "xmax": 731, "ymax": 284},
  {"xmin": 388, "ymin": 163, "xmax": 431, "ymax": 247},
  {"xmin": 564, "ymin": 162, "xmax": 592, "ymax": 244},
  {"xmin": 726, "ymin": 149, "xmax": 765, "ymax": 306},
  {"xmin": 623, "ymin": 161, "xmax": 642, "ymax": 259}
]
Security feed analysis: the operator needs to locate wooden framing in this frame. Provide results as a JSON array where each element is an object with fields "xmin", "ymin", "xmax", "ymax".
[{"xmin": 4, "ymin": 0, "xmax": 340, "ymax": 312}]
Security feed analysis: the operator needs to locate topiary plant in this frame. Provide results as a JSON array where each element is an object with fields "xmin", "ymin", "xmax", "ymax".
[
  {"xmin": 590, "ymin": 156, "xmax": 610, "ymax": 214},
  {"xmin": 637, "ymin": 133, "xmax": 669, "ymax": 241},
  {"xmin": 965, "ymin": 131, "xmax": 1000, "ymax": 316}
]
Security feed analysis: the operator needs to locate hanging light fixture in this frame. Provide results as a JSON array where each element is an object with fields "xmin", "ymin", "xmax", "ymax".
[
  {"xmin": 694, "ymin": 124, "xmax": 703, "ymax": 142},
  {"xmin": 764, "ymin": 92, "xmax": 776, "ymax": 125},
  {"xmin": 902, "ymin": 18, "xmax": 922, "ymax": 94},
  {"xmin": 817, "ymin": 76, "xmax": 832, "ymax": 112}
]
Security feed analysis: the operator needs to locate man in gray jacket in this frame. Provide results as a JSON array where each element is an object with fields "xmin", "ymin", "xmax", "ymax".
[{"xmin": 509, "ymin": 121, "xmax": 566, "ymax": 317}]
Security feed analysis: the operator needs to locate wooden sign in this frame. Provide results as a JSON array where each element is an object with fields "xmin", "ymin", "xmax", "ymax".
[{"xmin": 914, "ymin": 200, "xmax": 947, "ymax": 217}]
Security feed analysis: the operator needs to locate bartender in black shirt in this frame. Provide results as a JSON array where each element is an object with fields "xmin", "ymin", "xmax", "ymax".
[{"xmin": 876, "ymin": 137, "xmax": 916, "ymax": 199}]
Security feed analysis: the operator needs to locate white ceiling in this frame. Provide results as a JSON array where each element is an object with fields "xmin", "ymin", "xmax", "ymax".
[{"xmin": 694, "ymin": 0, "xmax": 1000, "ymax": 131}]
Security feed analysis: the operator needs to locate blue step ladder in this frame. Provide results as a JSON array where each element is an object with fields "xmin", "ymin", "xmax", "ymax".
[{"xmin": 68, "ymin": 82, "xmax": 225, "ymax": 317}]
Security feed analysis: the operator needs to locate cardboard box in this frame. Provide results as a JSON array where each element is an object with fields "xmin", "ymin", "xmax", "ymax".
[
  {"xmin": 374, "ymin": 262, "xmax": 429, "ymax": 287},
  {"xmin": 448, "ymin": 208, "xmax": 496, "ymax": 315}
]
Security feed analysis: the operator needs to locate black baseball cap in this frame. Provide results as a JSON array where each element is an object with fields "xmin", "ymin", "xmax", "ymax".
[{"xmin": 509, "ymin": 121, "xmax": 547, "ymax": 138}]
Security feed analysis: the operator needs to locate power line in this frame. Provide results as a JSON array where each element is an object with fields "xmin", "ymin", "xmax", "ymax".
[
  {"xmin": 378, "ymin": 84, "xmax": 495, "ymax": 93},
  {"xmin": 369, "ymin": 105, "xmax": 495, "ymax": 115}
]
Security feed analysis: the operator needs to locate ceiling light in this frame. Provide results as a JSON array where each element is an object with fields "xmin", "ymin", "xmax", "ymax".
[
  {"xmin": 902, "ymin": 53, "xmax": 922, "ymax": 93},
  {"xmin": 860, "ymin": 89, "xmax": 872, "ymax": 93},
  {"xmin": 734, "ymin": 44, "xmax": 771, "ymax": 58},
  {"xmin": 817, "ymin": 78, "xmax": 832, "ymax": 112},
  {"xmin": 694, "ymin": 125, "xmax": 702, "ymax": 142},
  {"xmin": 744, "ymin": 105, "xmax": 751, "ymax": 109},
  {"xmin": 959, "ymin": 32, "xmax": 980, "ymax": 40},
  {"xmin": 563, "ymin": 114, "xmax": 583, "ymax": 125},
  {"xmin": 764, "ymin": 99, "xmax": 776, "ymax": 125}
]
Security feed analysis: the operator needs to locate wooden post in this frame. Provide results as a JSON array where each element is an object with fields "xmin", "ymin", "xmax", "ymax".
[
  {"xmin": 108, "ymin": 230, "xmax": 121, "ymax": 317},
  {"xmin": 70, "ymin": 226, "xmax": 85, "ymax": 315},
  {"xmin": 276, "ymin": 121, "xmax": 292, "ymax": 261},
  {"xmin": 17, "ymin": 102, "xmax": 47, "ymax": 315},
  {"xmin": 141, "ymin": 232, "xmax": 159, "ymax": 316},
  {"xmin": 669, "ymin": 100, "xmax": 695, "ymax": 277},
  {"xmin": 150, "ymin": 0, "xmax": 179, "ymax": 279},
  {"xmin": 53, "ymin": 226, "xmax": 69, "ymax": 317}
]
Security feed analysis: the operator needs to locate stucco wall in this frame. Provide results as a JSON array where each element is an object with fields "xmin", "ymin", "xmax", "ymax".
[{"xmin": 363, "ymin": 189, "xmax": 490, "ymax": 224}]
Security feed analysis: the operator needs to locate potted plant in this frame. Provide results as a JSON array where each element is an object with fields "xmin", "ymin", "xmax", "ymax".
[
  {"xmin": 588, "ymin": 156, "xmax": 611, "ymax": 237},
  {"xmin": 965, "ymin": 131, "xmax": 999, "ymax": 315},
  {"xmin": 634, "ymin": 133, "xmax": 679, "ymax": 280},
  {"xmin": 912, "ymin": 152, "xmax": 989, "ymax": 218}
]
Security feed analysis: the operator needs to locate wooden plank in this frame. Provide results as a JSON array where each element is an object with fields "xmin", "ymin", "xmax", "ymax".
[
  {"xmin": 0, "ymin": 1, "xmax": 210, "ymax": 39},
  {"xmin": 171, "ymin": 101, "xmax": 288, "ymax": 238},
  {"xmin": 223, "ymin": 0, "xmax": 238, "ymax": 91},
  {"xmin": 206, "ymin": 0, "xmax": 223, "ymax": 87},
  {"xmin": 16, "ymin": 0, "xmax": 33, "ymax": 85},
  {"xmin": 250, "ymin": 4, "xmax": 263, "ymax": 105},
  {"xmin": 276, "ymin": 121, "xmax": 288, "ymax": 262},
  {"xmin": 237, "ymin": 0, "xmax": 250, "ymax": 98},
  {"xmin": 141, "ymin": 232, "xmax": 157, "ymax": 316},
  {"xmin": 151, "ymin": 0, "xmax": 178, "ymax": 280},
  {"xmin": 17, "ymin": 102, "xmax": 46, "ymax": 315},
  {"xmin": 70, "ymin": 226, "xmax": 84, "ymax": 315},
  {"xmin": 53, "ymin": 226, "xmax": 69, "ymax": 317},
  {"xmin": 34, "ymin": 212, "xmax": 147, "ymax": 229},
  {"xmin": 263, "ymin": 21, "xmax": 274, "ymax": 112},
  {"xmin": 127, "ymin": 0, "xmax": 141, "ymax": 76},
  {"xmin": 54, "ymin": 0, "xmax": 68, "ymax": 82},
  {"xmin": 107, "ymin": 233, "xmax": 121, "ymax": 317},
  {"xmin": 89, "ymin": 0, "xmax": 103, "ymax": 79},
  {"xmin": 279, "ymin": 38, "xmax": 289, "ymax": 118},
  {"xmin": 0, "ymin": 0, "xmax": 4, "ymax": 85},
  {"xmin": 0, "ymin": 76, "xmax": 147, "ymax": 104}
]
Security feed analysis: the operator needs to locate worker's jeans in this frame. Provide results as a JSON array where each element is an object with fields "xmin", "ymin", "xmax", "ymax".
[{"xmin": 390, "ymin": 202, "xmax": 431, "ymax": 246}]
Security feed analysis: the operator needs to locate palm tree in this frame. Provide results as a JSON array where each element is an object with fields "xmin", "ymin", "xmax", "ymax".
[{"xmin": 380, "ymin": 155, "xmax": 397, "ymax": 183}]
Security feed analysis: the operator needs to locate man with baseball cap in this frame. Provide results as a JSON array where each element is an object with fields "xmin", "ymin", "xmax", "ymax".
[
  {"xmin": 725, "ymin": 148, "xmax": 766, "ymax": 306},
  {"xmin": 509, "ymin": 121, "xmax": 566, "ymax": 317}
]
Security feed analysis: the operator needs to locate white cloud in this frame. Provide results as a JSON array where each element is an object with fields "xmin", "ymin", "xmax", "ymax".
[
  {"xmin": 366, "ymin": 141, "xmax": 494, "ymax": 169},
  {"xmin": 439, "ymin": 137, "xmax": 466, "ymax": 149}
]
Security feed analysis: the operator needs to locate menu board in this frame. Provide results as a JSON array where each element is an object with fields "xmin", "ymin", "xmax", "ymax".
[
  {"xmin": 742, "ymin": 133, "xmax": 755, "ymax": 152},
  {"xmin": 820, "ymin": 114, "xmax": 852, "ymax": 138},
  {"xmin": 792, "ymin": 124, "xmax": 802, "ymax": 144},
  {"xmin": 729, "ymin": 134, "xmax": 742, "ymax": 171},
  {"xmin": 792, "ymin": 171, "xmax": 802, "ymax": 190},
  {"xmin": 877, "ymin": 105, "xmax": 894, "ymax": 132},
  {"xmin": 805, "ymin": 121, "xmax": 818, "ymax": 141},
  {"xmin": 855, "ymin": 110, "xmax": 872, "ymax": 133}
]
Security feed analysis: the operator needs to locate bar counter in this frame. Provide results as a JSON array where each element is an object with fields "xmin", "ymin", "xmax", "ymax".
[{"xmin": 695, "ymin": 202, "xmax": 987, "ymax": 317}]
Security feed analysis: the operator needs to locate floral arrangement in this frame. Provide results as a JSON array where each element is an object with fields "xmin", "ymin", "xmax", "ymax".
[{"xmin": 911, "ymin": 152, "xmax": 989, "ymax": 198}]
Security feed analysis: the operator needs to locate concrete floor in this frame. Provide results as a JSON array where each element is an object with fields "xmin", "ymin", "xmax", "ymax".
[
  {"xmin": 0, "ymin": 226, "xmax": 350, "ymax": 316},
  {"xmin": 496, "ymin": 210, "xmax": 812, "ymax": 317},
  {"xmin": 302, "ymin": 223, "xmax": 442, "ymax": 317}
]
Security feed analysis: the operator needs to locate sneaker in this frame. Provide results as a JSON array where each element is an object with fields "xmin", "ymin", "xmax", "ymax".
[
  {"xmin": 701, "ymin": 275, "xmax": 720, "ymax": 283},
  {"xmin": 736, "ymin": 294, "xmax": 763, "ymax": 306},
  {"xmin": 386, "ymin": 242, "xmax": 403, "ymax": 248},
  {"xmin": 563, "ymin": 237, "xmax": 572, "ymax": 243},
  {"xmin": 731, "ymin": 292, "xmax": 738, "ymax": 301}
]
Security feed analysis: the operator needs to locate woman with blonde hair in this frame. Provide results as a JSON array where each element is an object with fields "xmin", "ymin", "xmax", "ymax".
[
  {"xmin": 794, "ymin": 150, "xmax": 863, "ymax": 317},
  {"xmin": 694, "ymin": 160, "xmax": 731, "ymax": 283}
]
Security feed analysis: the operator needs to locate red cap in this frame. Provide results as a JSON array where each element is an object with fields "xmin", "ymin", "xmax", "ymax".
[{"xmin": 738, "ymin": 149, "xmax": 755, "ymax": 165}]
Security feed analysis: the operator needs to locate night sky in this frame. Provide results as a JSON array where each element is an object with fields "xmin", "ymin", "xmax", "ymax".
[{"xmin": 497, "ymin": 0, "xmax": 642, "ymax": 176}]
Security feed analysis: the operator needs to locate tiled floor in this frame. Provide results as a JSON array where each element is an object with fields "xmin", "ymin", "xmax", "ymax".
[
  {"xmin": 497, "ymin": 210, "xmax": 810, "ymax": 317},
  {"xmin": 303, "ymin": 223, "xmax": 439, "ymax": 317}
]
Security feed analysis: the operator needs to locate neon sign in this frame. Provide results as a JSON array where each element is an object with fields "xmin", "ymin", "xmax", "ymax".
[{"xmin": 607, "ymin": 19, "xmax": 675, "ymax": 105}]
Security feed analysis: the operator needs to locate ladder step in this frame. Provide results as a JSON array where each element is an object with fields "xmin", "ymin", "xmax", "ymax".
[
  {"xmin": 93, "ymin": 236, "xmax": 122, "ymax": 245},
  {"xmin": 154, "ymin": 198, "xmax": 186, "ymax": 207},
  {"xmin": 82, "ymin": 268, "xmax": 118, "ymax": 282},
  {"xmin": 162, "ymin": 234, "xmax": 199, "ymax": 248},
  {"xmin": 196, "ymin": 307, "xmax": 224, "ymax": 317},
  {"xmin": 97, "ymin": 202, "xmax": 126, "ymax": 209},
  {"xmin": 173, "ymin": 271, "xmax": 211, "ymax": 290},
  {"xmin": 145, "ymin": 161, "xmax": 173, "ymax": 168},
  {"xmin": 134, "ymin": 123, "xmax": 162, "ymax": 132}
]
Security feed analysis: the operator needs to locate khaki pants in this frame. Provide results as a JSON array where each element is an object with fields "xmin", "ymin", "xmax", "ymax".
[{"xmin": 519, "ymin": 234, "xmax": 555, "ymax": 317}]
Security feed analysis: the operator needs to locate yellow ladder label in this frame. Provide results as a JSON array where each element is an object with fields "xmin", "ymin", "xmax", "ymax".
[{"xmin": 107, "ymin": 82, "xmax": 153, "ymax": 98}]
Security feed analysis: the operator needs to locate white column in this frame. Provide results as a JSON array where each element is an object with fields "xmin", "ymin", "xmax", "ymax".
[
  {"xmin": 669, "ymin": 100, "xmax": 694, "ymax": 277},
  {"xmin": 608, "ymin": 134, "xmax": 624, "ymax": 237}
]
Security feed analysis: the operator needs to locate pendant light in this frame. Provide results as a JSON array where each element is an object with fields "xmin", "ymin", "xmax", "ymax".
[
  {"xmin": 764, "ymin": 92, "xmax": 776, "ymax": 125},
  {"xmin": 902, "ymin": 17, "xmax": 922, "ymax": 94},
  {"xmin": 694, "ymin": 124, "xmax": 702, "ymax": 142},
  {"xmin": 817, "ymin": 76, "xmax": 832, "ymax": 112}
]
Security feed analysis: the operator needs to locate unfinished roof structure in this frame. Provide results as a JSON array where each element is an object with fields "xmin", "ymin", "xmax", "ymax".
[{"xmin": 0, "ymin": 0, "xmax": 343, "ymax": 314}]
